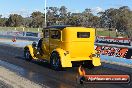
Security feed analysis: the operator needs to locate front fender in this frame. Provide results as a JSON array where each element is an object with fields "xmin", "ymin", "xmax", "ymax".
[
  {"xmin": 24, "ymin": 45, "xmax": 37, "ymax": 60},
  {"xmin": 53, "ymin": 48, "xmax": 72, "ymax": 67}
]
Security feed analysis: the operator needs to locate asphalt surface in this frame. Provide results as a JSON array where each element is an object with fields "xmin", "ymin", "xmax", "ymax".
[
  {"xmin": 0, "ymin": 43, "xmax": 132, "ymax": 88},
  {"xmin": 0, "ymin": 80, "xmax": 13, "ymax": 88}
]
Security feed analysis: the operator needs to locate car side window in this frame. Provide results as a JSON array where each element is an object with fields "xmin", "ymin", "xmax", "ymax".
[
  {"xmin": 44, "ymin": 29, "xmax": 49, "ymax": 38},
  {"xmin": 50, "ymin": 29, "xmax": 61, "ymax": 39}
]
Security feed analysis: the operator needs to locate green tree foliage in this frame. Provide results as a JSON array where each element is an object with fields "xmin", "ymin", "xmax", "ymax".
[
  {"xmin": 23, "ymin": 17, "xmax": 32, "ymax": 27},
  {"xmin": 46, "ymin": 7, "xmax": 59, "ymax": 25},
  {"xmin": 0, "ymin": 15, "xmax": 8, "ymax": 26},
  {"xmin": 66, "ymin": 13, "xmax": 82, "ymax": 26},
  {"xmin": 65, "ymin": 8, "xmax": 100, "ymax": 27},
  {"xmin": 59, "ymin": 6, "xmax": 67, "ymax": 24},
  {"xmin": 31, "ymin": 11, "xmax": 44, "ymax": 28},
  {"xmin": 6, "ymin": 14, "xmax": 23, "ymax": 27},
  {"xmin": 99, "ymin": 6, "xmax": 132, "ymax": 38}
]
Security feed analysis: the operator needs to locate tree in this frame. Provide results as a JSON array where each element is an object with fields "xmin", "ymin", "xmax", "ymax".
[
  {"xmin": 23, "ymin": 17, "xmax": 32, "ymax": 27},
  {"xmin": 98, "ymin": 8, "xmax": 118, "ymax": 28},
  {"xmin": 59, "ymin": 6, "xmax": 67, "ymax": 24},
  {"xmin": 0, "ymin": 17, "xmax": 8, "ymax": 26},
  {"xmin": 59, "ymin": 6, "xmax": 67, "ymax": 17},
  {"xmin": 6, "ymin": 14, "xmax": 23, "ymax": 27},
  {"xmin": 99, "ymin": 6, "xmax": 132, "ymax": 38},
  {"xmin": 66, "ymin": 13, "xmax": 82, "ymax": 26},
  {"xmin": 81, "ymin": 8, "xmax": 95, "ymax": 27},
  {"xmin": 91, "ymin": 16, "xmax": 100, "ymax": 28},
  {"xmin": 31, "ymin": 11, "xmax": 44, "ymax": 28},
  {"xmin": 116, "ymin": 6, "xmax": 132, "ymax": 38},
  {"xmin": 46, "ymin": 7, "xmax": 59, "ymax": 26}
]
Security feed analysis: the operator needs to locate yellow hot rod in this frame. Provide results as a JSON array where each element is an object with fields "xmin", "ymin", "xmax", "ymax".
[{"xmin": 24, "ymin": 25, "xmax": 101, "ymax": 70}]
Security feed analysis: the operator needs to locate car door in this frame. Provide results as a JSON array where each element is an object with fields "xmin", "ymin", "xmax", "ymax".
[
  {"xmin": 41, "ymin": 29, "xmax": 50, "ymax": 60},
  {"xmin": 50, "ymin": 29, "xmax": 61, "ymax": 53}
]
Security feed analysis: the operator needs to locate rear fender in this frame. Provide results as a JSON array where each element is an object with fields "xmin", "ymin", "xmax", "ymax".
[
  {"xmin": 53, "ymin": 48, "xmax": 72, "ymax": 67},
  {"xmin": 92, "ymin": 50, "xmax": 101, "ymax": 66}
]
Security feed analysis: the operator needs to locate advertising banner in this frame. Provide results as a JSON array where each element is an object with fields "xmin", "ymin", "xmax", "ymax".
[
  {"xmin": 95, "ymin": 46, "xmax": 132, "ymax": 59},
  {"xmin": 96, "ymin": 36, "xmax": 131, "ymax": 46}
]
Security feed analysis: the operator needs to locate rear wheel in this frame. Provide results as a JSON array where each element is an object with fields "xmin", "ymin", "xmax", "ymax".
[
  {"xmin": 24, "ymin": 48, "xmax": 32, "ymax": 61},
  {"xmin": 50, "ymin": 51, "xmax": 62, "ymax": 70}
]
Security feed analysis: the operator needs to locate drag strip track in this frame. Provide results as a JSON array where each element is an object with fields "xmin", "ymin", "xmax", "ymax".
[
  {"xmin": 0, "ymin": 43, "xmax": 132, "ymax": 88},
  {"xmin": 0, "ymin": 80, "xmax": 13, "ymax": 88},
  {"xmin": 0, "ymin": 35, "xmax": 39, "ymax": 41}
]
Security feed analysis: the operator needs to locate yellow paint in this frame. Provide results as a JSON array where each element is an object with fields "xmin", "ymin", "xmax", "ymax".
[{"xmin": 92, "ymin": 57, "xmax": 101, "ymax": 66}]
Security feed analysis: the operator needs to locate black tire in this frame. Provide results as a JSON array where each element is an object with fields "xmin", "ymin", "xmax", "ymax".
[
  {"xmin": 24, "ymin": 48, "xmax": 32, "ymax": 61},
  {"xmin": 50, "ymin": 51, "xmax": 62, "ymax": 70}
]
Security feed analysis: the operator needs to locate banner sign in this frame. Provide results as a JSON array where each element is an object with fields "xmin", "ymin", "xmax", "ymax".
[
  {"xmin": 96, "ymin": 36, "xmax": 131, "ymax": 46},
  {"xmin": 77, "ymin": 66, "xmax": 130, "ymax": 84},
  {"xmin": 95, "ymin": 46, "xmax": 132, "ymax": 59},
  {"xmin": 83, "ymin": 75, "xmax": 130, "ymax": 83}
]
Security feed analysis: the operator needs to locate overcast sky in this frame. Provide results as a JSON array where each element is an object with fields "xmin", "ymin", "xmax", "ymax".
[{"xmin": 0, "ymin": 0, "xmax": 131, "ymax": 17}]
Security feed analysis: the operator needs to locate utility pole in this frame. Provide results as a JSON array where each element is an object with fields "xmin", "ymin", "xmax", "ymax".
[{"xmin": 44, "ymin": 0, "xmax": 47, "ymax": 27}]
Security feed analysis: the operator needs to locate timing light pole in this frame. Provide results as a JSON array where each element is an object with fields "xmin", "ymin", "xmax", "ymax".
[{"xmin": 44, "ymin": 0, "xmax": 47, "ymax": 27}]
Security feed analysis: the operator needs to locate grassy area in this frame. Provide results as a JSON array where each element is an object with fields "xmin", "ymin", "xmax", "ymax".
[
  {"xmin": 96, "ymin": 30, "xmax": 117, "ymax": 37},
  {"xmin": 0, "ymin": 27, "xmax": 43, "ymax": 33},
  {"xmin": 95, "ymin": 28, "xmax": 127, "ymax": 37}
]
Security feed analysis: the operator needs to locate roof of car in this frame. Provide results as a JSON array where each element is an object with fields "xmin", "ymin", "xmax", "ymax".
[{"xmin": 44, "ymin": 25, "xmax": 72, "ymax": 30}]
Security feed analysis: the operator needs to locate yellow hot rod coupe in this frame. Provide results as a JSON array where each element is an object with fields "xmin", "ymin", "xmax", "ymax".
[{"xmin": 24, "ymin": 25, "xmax": 101, "ymax": 70}]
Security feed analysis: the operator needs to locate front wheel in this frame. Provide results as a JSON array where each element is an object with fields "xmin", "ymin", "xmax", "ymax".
[
  {"xmin": 50, "ymin": 51, "xmax": 62, "ymax": 70},
  {"xmin": 24, "ymin": 48, "xmax": 32, "ymax": 61}
]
